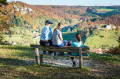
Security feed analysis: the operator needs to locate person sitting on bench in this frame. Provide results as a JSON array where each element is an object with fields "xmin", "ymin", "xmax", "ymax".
[
  {"xmin": 52, "ymin": 22, "xmax": 68, "ymax": 47},
  {"xmin": 70, "ymin": 33, "xmax": 88, "ymax": 66},
  {"xmin": 71, "ymin": 33, "xmax": 84, "ymax": 56},
  {"xmin": 40, "ymin": 20, "xmax": 53, "ymax": 54}
]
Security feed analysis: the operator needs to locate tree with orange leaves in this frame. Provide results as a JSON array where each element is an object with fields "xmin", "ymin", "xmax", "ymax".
[{"xmin": 0, "ymin": 0, "xmax": 10, "ymax": 43}]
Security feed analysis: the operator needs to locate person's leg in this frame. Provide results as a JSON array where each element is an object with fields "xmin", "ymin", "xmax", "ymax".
[
  {"xmin": 48, "ymin": 40, "xmax": 52, "ymax": 46},
  {"xmin": 67, "ymin": 40, "xmax": 72, "ymax": 55},
  {"xmin": 68, "ymin": 40, "xmax": 72, "ymax": 46},
  {"xmin": 71, "ymin": 57, "xmax": 76, "ymax": 67},
  {"xmin": 40, "ymin": 41, "xmax": 45, "ymax": 46},
  {"xmin": 61, "ymin": 40, "xmax": 67, "ymax": 46},
  {"xmin": 40, "ymin": 41, "xmax": 47, "ymax": 53},
  {"xmin": 47, "ymin": 40, "xmax": 53, "ymax": 54}
]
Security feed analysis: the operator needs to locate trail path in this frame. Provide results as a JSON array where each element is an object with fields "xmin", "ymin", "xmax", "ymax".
[{"xmin": 24, "ymin": 57, "xmax": 120, "ymax": 77}]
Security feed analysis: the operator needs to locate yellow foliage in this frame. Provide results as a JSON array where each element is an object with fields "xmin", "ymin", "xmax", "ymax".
[
  {"xmin": 33, "ymin": 26, "xmax": 36, "ymax": 30},
  {"xmin": 0, "ymin": 14, "xmax": 10, "ymax": 32}
]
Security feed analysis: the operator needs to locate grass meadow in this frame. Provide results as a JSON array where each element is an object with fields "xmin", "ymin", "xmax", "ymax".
[{"xmin": 0, "ymin": 45, "xmax": 120, "ymax": 79}]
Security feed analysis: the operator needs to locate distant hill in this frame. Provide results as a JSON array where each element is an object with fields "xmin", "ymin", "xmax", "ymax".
[
  {"xmin": 1, "ymin": 1, "xmax": 120, "ymax": 31},
  {"xmin": 1, "ymin": 1, "xmax": 89, "ymax": 30},
  {"xmin": 94, "ymin": 15, "xmax": 120, "ymax": 26}
]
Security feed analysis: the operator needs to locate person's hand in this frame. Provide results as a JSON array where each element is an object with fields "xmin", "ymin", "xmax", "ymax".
[{"xmin": 65, "ymin": 43, "xmax": 68, "ymax": 46}]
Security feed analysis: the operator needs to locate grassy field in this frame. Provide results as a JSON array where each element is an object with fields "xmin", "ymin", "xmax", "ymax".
[
  {"xmin": 0, "ymin": 45, "xmax": 120, "ymax": 79},
  {"xmin": 97, "ymin": 9, "xmax": 114, "ymax": 13},
  {"xmin": 2, "ymin": 35, "xmax": 40, "ymax": 45},
  {"xmin": 97, "ymin": 9, "xmax": 114, "ymax": 11},
  {"xmin": 84, "ymin": 30, "xmax": 119, "ymax": 51}
]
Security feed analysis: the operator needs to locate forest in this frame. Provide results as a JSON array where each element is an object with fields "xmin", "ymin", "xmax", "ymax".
[{"xmin": 0, "ymin": 1, "xmax": 120, "ymax": 53}]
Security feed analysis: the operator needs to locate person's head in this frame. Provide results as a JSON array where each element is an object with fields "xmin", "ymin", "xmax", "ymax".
[
  {"xmin": 57, "ymin": 22, "xmax": 63, "ymax": 30},
  {"xmin": 75, "ymin": 33, "xmax": 81, "ymax": 42},
  {"xmin": 45, "ymin": 20, "xmax": 53, "ymax": 26}
]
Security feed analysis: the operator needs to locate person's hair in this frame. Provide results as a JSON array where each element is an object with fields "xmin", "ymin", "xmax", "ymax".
[
  {"xmin": 58, "ymin": 22, "xmax": 63, "ymax": 26},
  {"xmin": 57, "ymin": 22, "xmax": 63, "ymax": 29},
  {"xmin": 75, "ymin": 33, "xmax": 81, "ymax": 42}
]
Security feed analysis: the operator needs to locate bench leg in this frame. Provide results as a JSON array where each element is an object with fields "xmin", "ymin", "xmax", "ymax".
[
  {"xmin": 40, "ymin": 55, "xmax": 43, "ymax": 64},
  {"xmin": 35, "ymin": 48, "xmax": 40, "ymax": 65},
  {"xmin": 89, "ymin": 56, "xmax": 90, "ymax": 68},
  {"xmin": 35, "ymin": 56, "xmax": 40, "ymax": 65},
  {"xmin": 79, "ymin": 48, "xmax": 82, "ymax": 68}
]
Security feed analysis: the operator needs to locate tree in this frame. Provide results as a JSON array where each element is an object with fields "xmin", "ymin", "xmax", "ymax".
[
  {"xmin": 0, "ymin": 15, "xmax": 9, "ymax": 42},
  {"xmin": 0, "ymin": 0, "xmax": 8, "ymax": 7},
  {"xmin": 0, "ymin": 0, "xmax": 9, "ymax": 43}
]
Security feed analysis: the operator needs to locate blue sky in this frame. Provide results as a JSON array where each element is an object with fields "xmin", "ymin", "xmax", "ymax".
[{"xmin": 7, "ymin": 0, "xmax": 120, "ymax": 6}]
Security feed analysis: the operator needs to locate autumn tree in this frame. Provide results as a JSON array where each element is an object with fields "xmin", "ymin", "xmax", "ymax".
[
  {"xmin": 0, "ymin": 0, "xmax": 7, "ymax": 7},
  {"xmin": 0, "ymin": 0, "xmax": 9, "ymax": 43}
]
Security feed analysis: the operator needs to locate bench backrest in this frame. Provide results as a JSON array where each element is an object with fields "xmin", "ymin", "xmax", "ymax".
[{"xmin": 30, "ymin": 44, "xmax": 89, "ymax": 53}]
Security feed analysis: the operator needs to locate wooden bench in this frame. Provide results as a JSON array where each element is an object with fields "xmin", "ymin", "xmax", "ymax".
[{"xmin": 30, "ymin": 44, "xmax": 90, "ymax": 68}]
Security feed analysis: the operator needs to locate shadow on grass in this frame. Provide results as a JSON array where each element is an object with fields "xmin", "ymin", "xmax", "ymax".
[
  {"xmin": 0, "ymin": 45, "xmax": 35, "ymax": 59},
  {"xmin": 105, "ymin": 46, "xmax": 120, "ymax": 55},
  {"xmin": 0, "ymin": 65, "xmax": 46, "ymax": 79},
  {"xmin": 0, "ymin": 58, "xmax": 27, "ymax": 66},
  {"xmin": 0, "ymin": 57, "xmax": 96, "ymax": 79},
  {"xmin": 0, "ymin": 57, "xmax": 119, "ymax": 79},
  {"xmin": 0, "ymin": 45, "xmax": 31, "ymax": 51},
  {"xmin": 90, "ymin": 53, "xmax": 120, "ymax": 66}
]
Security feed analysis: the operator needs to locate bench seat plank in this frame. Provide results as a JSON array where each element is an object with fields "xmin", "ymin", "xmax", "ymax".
[{"xmin": 30, "ymin": 44, "xmax": 89, "ymax": 50}]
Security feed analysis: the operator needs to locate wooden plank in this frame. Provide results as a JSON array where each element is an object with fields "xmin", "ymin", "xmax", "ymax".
[
  {"xmin": 39, "ymin": 48, "xmax": 79, "ymax": 53},
  {"xmin": 31, "ymin": 47, "xmax": 36, "ymax": 50},
  {"xmin": 30, "ymin": 45, "xmax": 40, "ymax": 48},
  {"xmin": 31, "ymin": 48, "xmax": 89, "ymax": 54},
  {"xmin": 30, "ymin": 44, "xmax": 82, "ymax": 50},
  {"xmin": 35, "ymin": 48, "xmax": 40, "ymax": 65},
  {"xmin": 40, "ymin": 46, "xmax": 81, "ymax": 50},
  {"xmin": 30, "ymin": 44, "xmax": 89, "ymax": 51},
  {"xmin": 39, "ymin": 53, "xmax": 78, "ymax": 57},
  {"xmin": 80, "ymin": 47, "xmax": 89, "ymax": 51},
  {"xmin": 82, "ymin": 56, "xmax": 89, "ymax": 59},
  {"xmin": 82, "ymin": 51, "xmax": 89, "ymax": 53}
]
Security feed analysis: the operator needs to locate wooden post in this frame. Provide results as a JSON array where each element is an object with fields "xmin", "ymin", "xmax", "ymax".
[
  {"xmin": 40, "ymin": 55, "xmax": 43, "ymax": 64},
  {"xmin": 119, "ymin": 36, "xmax": 120, "ymax": 48},
  {"xmin": 79, "ymin": 48, "xmax": 82, "ymax": 68},
  {"xmin": 35, "ymin": 48, "xmax": 40, "ymax": 65}
]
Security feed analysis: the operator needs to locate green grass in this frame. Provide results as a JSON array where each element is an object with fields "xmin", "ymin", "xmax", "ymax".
[
  {"xmin": 2, "ymin": 34, "xmax": 40, "ymax": 45},
  {"xmin": 97, "ymin": 9, "xmax": 114, "ymax": 12},
  {"xmin": 2, "ymin": 35, "xmax": 23, "ymax": 43},
  {"xmin": 0, "ymin": 45, "xmax": 120, "ymax": 79},
  {"xmin": 84, "ymin": 30, "xmax": 119, "ymax": 51},
  {"xmin": 90, "ymin": 53, "xmax": 120, "ymax": 66}
]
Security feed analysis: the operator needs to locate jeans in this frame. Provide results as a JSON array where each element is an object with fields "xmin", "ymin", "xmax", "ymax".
[
  {"xmin": 40, "ymin": 40, "xmax": 52, "ymax": 46},
  {"xmin": 53, "ymin": 40, "xmax": 66, "ymax": 47},
  {"xmin": 53, "ymin": 40, "xmax": 72, "ymax": 47},
  {"xmin": 40, "ymin": 40, "xmax": 52, "ymax": 54}
]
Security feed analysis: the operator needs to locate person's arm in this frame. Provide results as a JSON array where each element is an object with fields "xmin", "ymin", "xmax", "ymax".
[
  {"xmin": 43, "ymin": 27, "xmax": 49, "ymax": 40},
  {"xmin": 80, "ymin": 41, "xmax": 84, "ymax": 46},
  {"xmin": 49, "ymin": 27, "xmax": 53, "ymax": 39},
  {"xmin": 58, "ymin": 34, "xmax": 63, "ymax": 41}
]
